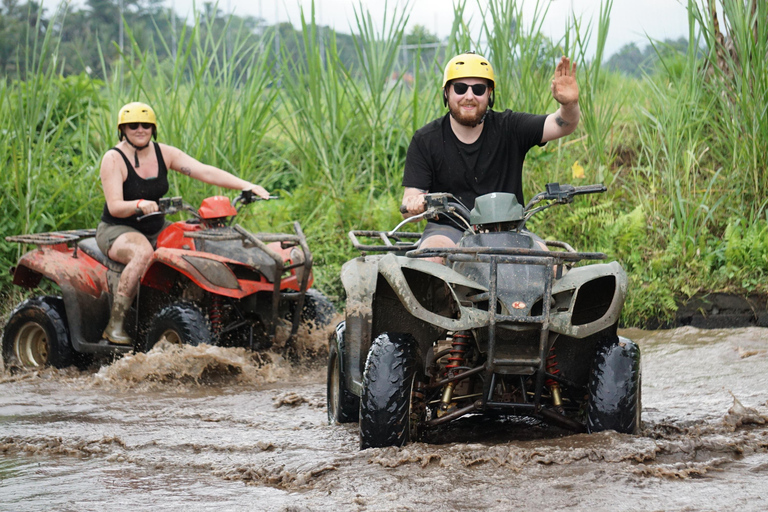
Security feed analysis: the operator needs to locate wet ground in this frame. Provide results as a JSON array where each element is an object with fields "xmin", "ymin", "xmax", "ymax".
[{"xmin": 1, "ymin": 326, "xmax": 767, "ymax": 511}]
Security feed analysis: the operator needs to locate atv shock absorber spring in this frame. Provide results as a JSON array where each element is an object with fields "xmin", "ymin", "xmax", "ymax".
[
  {"xmin": 210, "ymin": 295, "xmax": 223, "ymax": 341},
  {"xmin": 546, "ymin": 346, "xmax": 562, "ymax": 408},
  {"xmin": 446, "ymin": 332, "xmax": 471, "ymax": 370},
  {"xmin": 439, "ymin": 332, "xmax": 471, "ymax": 417}
]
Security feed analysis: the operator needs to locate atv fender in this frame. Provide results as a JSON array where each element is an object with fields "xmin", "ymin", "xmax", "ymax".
[
  {"xmin": 145, "ymin": 247, "xmax": 273, "ymax": 298},
  {"xmin": 549, "ymin": 261, "xmax": 627, "ymax": 338},
  {"xmin": 12, "ymin": 248, "xmax": 117, "ymax": 354},
  {"xmin": 378, "ymin": 253, "xmax": 489, "ymax": 331},
  {"xmin": 341, "ymin": 254, "xmax": 490, "ymax": 395},
  {"xmin": 13, "ymin": 247, "xmax": 109, "ymax": 297},
  {"xmin": 340, "ymin": 255, "xmax": 381, "ymax": 392}
]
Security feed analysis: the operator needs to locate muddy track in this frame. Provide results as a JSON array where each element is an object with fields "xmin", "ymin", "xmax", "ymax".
[{"xmin": 1, "ymin": 326, "xmax": 767, "ymax": 511}]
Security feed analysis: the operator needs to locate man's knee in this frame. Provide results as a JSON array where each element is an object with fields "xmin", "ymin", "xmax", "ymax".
[
  {"xmin": 419, "ymin": 235, "xmax": 456, "ymax": 264},
  {"xmin": 420, "ymin": 234, "xmax": 456, "ymax": 249}
]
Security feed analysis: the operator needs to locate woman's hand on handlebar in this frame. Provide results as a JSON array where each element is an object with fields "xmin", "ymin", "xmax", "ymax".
[
  {"xmin": 244, "ymin": 184, "xmax": 270, "ymax": 200},
  {"xmin": 135, "ymin": 199, "xmax": 159, "ymax": 216}
]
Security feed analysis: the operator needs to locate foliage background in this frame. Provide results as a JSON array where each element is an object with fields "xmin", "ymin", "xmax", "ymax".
[{"xmin": 1, "ymin": 0, "xmax": 767, "ymax": 327}]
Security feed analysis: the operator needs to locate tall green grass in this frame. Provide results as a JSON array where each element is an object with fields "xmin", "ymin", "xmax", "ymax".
[
  {"xmin": 2, "ymin": 0, "xmax": 768, "ymax": 324},
  {"xmin": 690, "ymin": 0, "xmax": 768, "ymax": 216},
  {"xmin": 0, "ymin": 6, "xmax": 104, "ymax": 271}
]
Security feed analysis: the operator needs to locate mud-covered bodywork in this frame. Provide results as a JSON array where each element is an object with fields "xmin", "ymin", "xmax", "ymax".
[
  {"xmin": 330, "ymin": 184, "xmax": 641, "ymax": 445},
  {"xmin": 4, "ymin": 193, "xmax": 330, "ymax": 368},
  {"xmin": 340, "ymin": 240, "xmax": 626, "ymax": 396},
  {"xmin": 341, "ymin": 253, "xmax": 490, "ymax": 394}
]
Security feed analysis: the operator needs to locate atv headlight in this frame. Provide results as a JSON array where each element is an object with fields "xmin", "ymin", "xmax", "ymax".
[{"xmin": 182, "ymin": 255, "xmax": 240, "ymax": 289}]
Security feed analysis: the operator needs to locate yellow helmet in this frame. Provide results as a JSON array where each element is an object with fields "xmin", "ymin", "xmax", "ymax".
[
  {"xmin": 442, "ymin": 52, "xmax": 495, "ymax": 108},
  {"xmin": 117, "ymin": 102, "xmax": 157, "ymax": 141},
  {"xmin": 442, "ymin": 52, "xmax": 495, "ymax": 89}
]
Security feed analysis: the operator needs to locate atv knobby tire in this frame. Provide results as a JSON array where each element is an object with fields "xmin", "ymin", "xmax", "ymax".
[
  {"xmin": 327, "ymin": 322, "xmax": 359, "ymax": 424},
  {"xmin": 2, "ymin": 296, "xmax": 75, "ymax": 369},
  {"xmin": 145, "ymin": 302, "xmax": 211, "ymax": 350},
  {"xmin": 359, "ymin": 332, "xmax": 424, "ymax": 449},
  {"xmin": 296, "ymin": 289, "xmax": 336, "ymax": 330},
  {"xmin": 587, "ymin": 335, "xmax": 641, "ymax": 434}
]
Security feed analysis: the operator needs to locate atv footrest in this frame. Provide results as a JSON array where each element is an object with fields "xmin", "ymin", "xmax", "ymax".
[
  {"xmin": 491, "ymin": 357, "xmax": 541, "ymax": 366},
  {"xmin": 484, "ymin": 401, "xmax": 536, "ymax": 411}
]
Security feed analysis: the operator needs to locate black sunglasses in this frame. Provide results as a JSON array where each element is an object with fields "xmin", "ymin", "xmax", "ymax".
[
  {"xmin": 452, "ymin": 82, "xmax": 488, "ymax": 96},
  {"xmin": 126, "ymin": 122, "xmax": 154, "ymax": 130}
]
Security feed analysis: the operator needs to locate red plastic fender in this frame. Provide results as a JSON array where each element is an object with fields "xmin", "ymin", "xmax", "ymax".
[{"xmin": 13, "ymin": 244, "xmax": 109, "ymax": 297}]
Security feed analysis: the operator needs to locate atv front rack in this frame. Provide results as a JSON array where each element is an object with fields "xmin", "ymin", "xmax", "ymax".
[
  {"xmin": 229, "ymin": 223, "xmax": 313, "ymax": 344},
  {"xmin": 407, "ymin": 244, "xmax": 606, "ymax": 263},
  {"xmin": 348, "ymin": 230, "xmax": 422, "ymax": 252},
  {"xmin": 183, "ymin": 223, "xmax": 314, "ymax": 344}
]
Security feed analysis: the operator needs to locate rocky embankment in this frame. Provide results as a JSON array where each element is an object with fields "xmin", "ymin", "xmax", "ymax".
[{"xmin": 645, "ymin": 293, "xmax": 768, "ymax": 329}]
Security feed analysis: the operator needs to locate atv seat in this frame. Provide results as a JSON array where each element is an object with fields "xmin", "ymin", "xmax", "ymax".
[{"xmin": 78, "ymin": 238, "xmax": 126, "ymax": 273}]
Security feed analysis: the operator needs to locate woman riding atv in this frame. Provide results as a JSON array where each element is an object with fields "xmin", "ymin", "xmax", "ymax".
[{"xmin": 97, "ymin": 102, "xmax": 270, "ymax": 345}]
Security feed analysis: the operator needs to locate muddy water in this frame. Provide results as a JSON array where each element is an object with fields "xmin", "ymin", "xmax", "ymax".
[{"xmin": 2, "ymin": 326, "xmax": 767, "ymax": 511}]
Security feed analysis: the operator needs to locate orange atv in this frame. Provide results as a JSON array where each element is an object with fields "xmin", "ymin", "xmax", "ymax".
[{"xmin": 3, "ymin": 191, "xmax": 333, "ymax": 369}]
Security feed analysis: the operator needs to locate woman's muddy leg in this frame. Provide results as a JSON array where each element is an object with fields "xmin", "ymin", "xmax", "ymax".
[{"xmin": 103, "ymin": 232, "xmax": 154, "ymax": 344}]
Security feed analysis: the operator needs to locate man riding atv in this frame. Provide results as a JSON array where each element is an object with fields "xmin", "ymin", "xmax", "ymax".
[
  {"xmin": 401, "ymin": 51, "xmax": 580, "ymax": 259},
  {"xmin": 327, "ymin": 52, "xmax": 639, "ymax": 449},
  {"xmin": 98, "ymin": 102, "xmax": 271, "ymax": 345}
]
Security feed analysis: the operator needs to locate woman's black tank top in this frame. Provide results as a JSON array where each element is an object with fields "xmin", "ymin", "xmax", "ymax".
[{"xmin": 101, "ymin": 142, "xmax": 170, "ymax": 236}]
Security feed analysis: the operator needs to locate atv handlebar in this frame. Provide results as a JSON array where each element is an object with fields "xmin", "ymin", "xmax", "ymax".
[
  {"xmin": 394, "ymin": 193, "xmax": 471, "ymax": 235},
  {"xmin": 136, "ymin": 196, "xmax": 186, "ymax": 221},
  {"xmin": 136, "ymin": 191, "xmax": 279, "ymax": 221},
  {"xmin": 362, "ymin": 183, "xmax": 608, "ymax": 251},
  {"xmin": 399, "ymin": 185, "xmax": 604, "ymax": 224},
  {"xmin": 233, "ymin": 189, "xmax": 280, "ymax": 207},
  {"xmin": 519, "ymin": 183, "xmax": 606, "ymax": 229},
  {"xmin": 528, "ymin": 183, "xmax": 606, "ymax": 208},
  {"xmin": 399, "ymin": 193, "xmax": 470, "ymax": 217}
]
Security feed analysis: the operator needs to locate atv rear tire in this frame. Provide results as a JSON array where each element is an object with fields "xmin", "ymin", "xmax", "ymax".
[
  {"xmin": 145, "ymin": 303, "xmax": 211, "ymax": 350},
  {"xmin": 327, "ymin": 322, "xmax": 359, "ymax": 424},
  {"xmin": 359, "ymin": 332, "xmax": 425, "ymax": 449},
  {"xmin": 586, "ymin": 335, "xmax": 641, "ymax": 434},
  {"xmin": 2, "ymin": 296, "xmax": 75, "ymax": 369}
]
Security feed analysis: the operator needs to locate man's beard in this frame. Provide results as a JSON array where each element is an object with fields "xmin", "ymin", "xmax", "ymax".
[{"xmin": 449, "ymin": 100, "xmax": 487, "ymax": 127}]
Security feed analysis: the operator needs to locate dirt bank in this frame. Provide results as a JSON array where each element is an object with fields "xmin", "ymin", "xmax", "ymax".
[{"xmin": 642, "ymin": 292, "xmax": 768, "ymax": 330}]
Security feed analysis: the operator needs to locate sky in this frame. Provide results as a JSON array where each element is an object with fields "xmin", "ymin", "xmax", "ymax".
[
  {"xmin": 171, "ymin": 0, "xmax": 692, "ymax": 57},
  {"xmin": 42, "ymin": 0, "xmax": 692, "ymax": 59}
]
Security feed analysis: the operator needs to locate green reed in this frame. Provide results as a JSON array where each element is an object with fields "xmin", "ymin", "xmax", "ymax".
[
  {"xmin": 688, "ymin": 0, "xmax": 768, "ymax": 216},
  {"xmin": 109, "ymin": 11, "xmax": 278, "ymax": 204},
  {"xmin": 3, "ymin": 0, "xmax": 768, "ymax": 320},
  {"xmin": 275, "ymin": 3, "xmax": 411, "ymax": 229},
  {"xmin": 0, "ymin": 5, "xmax": 104, "ymax": 269}
]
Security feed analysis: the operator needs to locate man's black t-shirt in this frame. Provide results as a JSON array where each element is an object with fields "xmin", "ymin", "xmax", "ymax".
[{"xmin": 402, "ymin": 109, "xmax": 547, "ymax": 221}]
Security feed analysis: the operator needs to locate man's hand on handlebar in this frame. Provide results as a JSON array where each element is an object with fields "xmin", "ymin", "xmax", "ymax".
[{"xmin": 401, "ymin": 192, "xmax": 427, "ymax": 217}]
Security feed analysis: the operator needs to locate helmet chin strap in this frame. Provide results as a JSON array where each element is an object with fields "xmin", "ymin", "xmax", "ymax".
[{"xmin": 123, "ymin": 133, "xmax": 150, "ymax": 168}]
